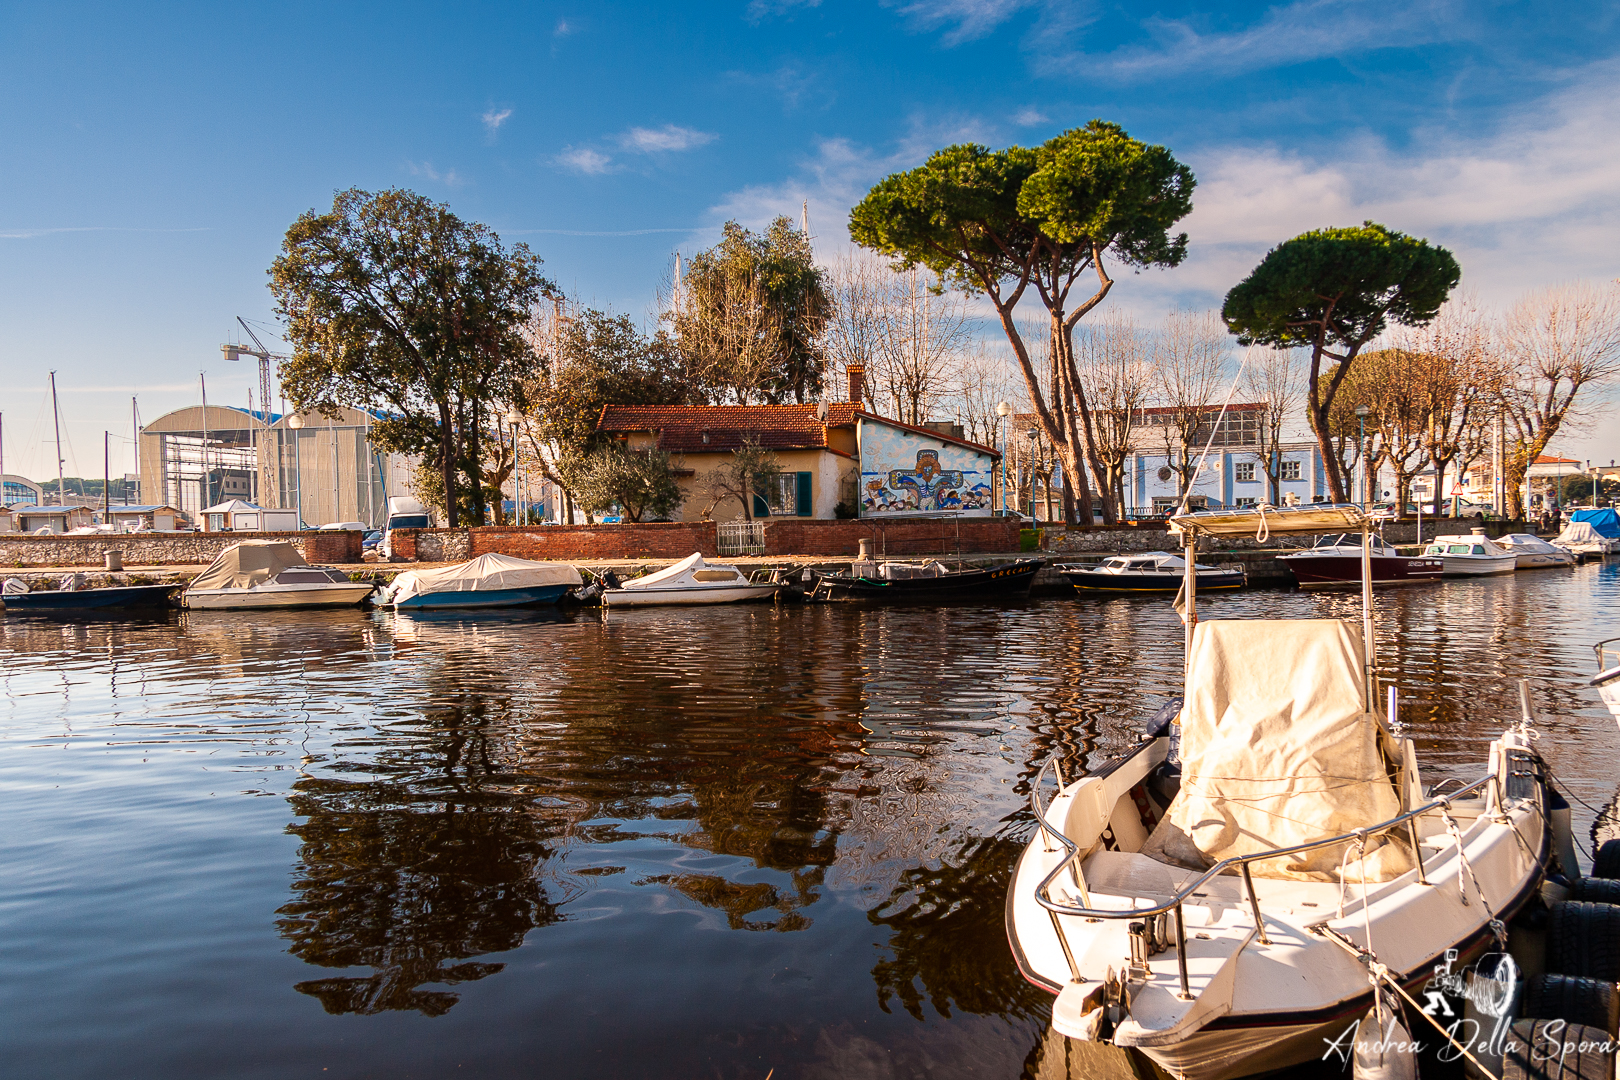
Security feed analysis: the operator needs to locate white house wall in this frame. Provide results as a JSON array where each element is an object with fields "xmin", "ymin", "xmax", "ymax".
[
  {"xmin": 1130, "ymin": 443, "xmax": 1328, "ymax": 509},
  {"xmin": 857, "ymin": 418, "xmax": 996, "ymax": 518}
]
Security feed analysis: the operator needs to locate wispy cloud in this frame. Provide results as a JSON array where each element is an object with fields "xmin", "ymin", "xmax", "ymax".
[
  {"xmin": 407, "ymin": 161, "xmax": 466, "ymax": 187},
  {"xmin": 889, "ymin": 0, "xmax": 1042, "ymax": 44},
  {"xmin": 504, "ymin": 227, "xmax": 696, "ymax": 236},
  {"xmin": 556, "ymin": 147, "xmax": 614, "ymax": 175},
  {"xmin": 1011, "ymin": 107, "xmax": 1047, "ymax": 126},
  {"xmin": 482, "ymin": 107, "xmax": 513, "ymax": 135},
  {"xmin": 727, "ymin": 62, "xmax": 827, "ymax": 111},
  {"xmin": 554, "ymin": 18, "xmax": 573, "ymax": 36},
  {"xmin": 0, "ymin": 226, "xmax": 210, "ymax": 239},
  {"xmin": 746, "ymin": 0, "xmax": 821, "ymax": 23},
  {"xmin": 617, "ymin": 124, "xmax": 718, "ymax": 153}
]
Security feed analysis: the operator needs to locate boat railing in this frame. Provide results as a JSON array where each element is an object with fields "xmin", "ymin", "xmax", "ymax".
[
  {"xmin": 1594, "ymin": 637, "xmax": 1620, "ymax": 673},
  {"xmin": 1028, "ymin": 755, "xmax": 1501, "ymax": 998}
]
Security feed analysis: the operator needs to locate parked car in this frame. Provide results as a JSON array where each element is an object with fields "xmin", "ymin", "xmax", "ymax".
[
  {"xmin": 1369, "ymin": 503, "xmax": 1419, "ymax": 521},
  {"xmin": 362, "ymin": 530, "xmax": 383, "ymax": 552},
  {"xmin": 318, "ymin": 521, "xmax": 368, "ymax": 532}
]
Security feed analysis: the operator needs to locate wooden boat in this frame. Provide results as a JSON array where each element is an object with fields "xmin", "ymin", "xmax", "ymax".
[
  {"xmin": 0, "ymin": 579, "xmax": 178, "ymax": 610},
  {"xmin": 383, "ymin": 553, "xmax": 583, "ymax": 610},
  {"xmin": 1493, "ymin": 533, "xmax": 1578, "ymax": 569},
  {"xmin": 1279, "ymin": 533, "xmax": 1444, "ymax": 588},
  {"xmin": 1006, "ymin": 504, "xmax": 1557, "ymax": 1080},
  {"xmin": 183, "ymin": 541, "xmax": 375, "ymax": 610},
  {"xmin": 601, "ymin": 552, "xmax": 784, "ymax": 607},
  {"xmin": 1420, "ymin": 530, "xmax": 1519, "ymax": 576},
  {"xmin": 807, "ymin": 557, "xmax": 1042, "ymax": 601},
  {"xmin": 1057, "ymin": 551, "xmax": 1243, "ymax": 593}
]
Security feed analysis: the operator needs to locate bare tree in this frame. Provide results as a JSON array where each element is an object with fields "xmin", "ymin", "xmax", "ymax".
[
  {"xmin": 1389, "ymin": 296, "xmax": 1496, "ymax": 516},
  {"xmin": 1239, "ymin": 346, "xmax": 1306, "ymax": 505},
  {"xmin": 1497, "ymin": 282, "xmax": 1620, "ymax": 517},
  {"xmin": 822, "ymin": 253, "xmax": 884, "ymax": 398},
  {"xmin": 694, "ymin": 438, "xmax": 781, "ymax": 522},
  {"xmin": 951, "ymin": 344, "xmax": 1021, "ymax": 448},
  {"xmin": 665, "ymin": 252, "xmax": 785, "ymax": 405},
  {"xmin": 1153, "ymin": 310, "xmax": 1232, "ymax": 501},
  {"xmin": 1075, "ymin": 310, "xmax": 1154, "ymax": 518}
]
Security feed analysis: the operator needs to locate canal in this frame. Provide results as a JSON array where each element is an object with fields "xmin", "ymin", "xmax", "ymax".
[{"xmin": 3, "ymin": 564, "xmax": 1618, "ymax": 1078}]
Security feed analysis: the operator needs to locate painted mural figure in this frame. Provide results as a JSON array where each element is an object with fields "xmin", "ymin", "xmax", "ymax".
[
  {"xmin": 885, "ymin": 451, "xmax": 965, "ymax": 514},
  {"xmin": 858, "ymin": 420, "xmax": 995, "ymax": 517}
]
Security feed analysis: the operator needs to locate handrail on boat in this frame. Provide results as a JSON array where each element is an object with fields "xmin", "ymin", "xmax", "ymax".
[{"xmin": 1027, "ymin": 757, "xmax": 1504, "ymax": 998}]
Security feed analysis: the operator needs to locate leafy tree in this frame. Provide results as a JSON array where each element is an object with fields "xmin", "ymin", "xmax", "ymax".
[
  {"xmin": 670, "ymin": 218, "xmax": 828, "ymax": 405},
  {"xmin": 695, "ymin": 437, "xmax": 781, "ymax": 522},
  {"xmin": 1221, "ymin": 222, "xmax": 1460, "ymax": 503},
  {"xmin": 849, "ymin": 121, "xmax": 1194, "ymax": 525},
  {"xmin": 270, "ymin": 188, "xmax": 554, "ymax": 527},
  {"xmin": 558, "ymin": 443, "xmax": 683, "ymax": 523}
]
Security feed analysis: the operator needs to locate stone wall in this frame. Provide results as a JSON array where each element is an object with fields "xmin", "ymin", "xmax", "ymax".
[
  {"xmin": 0, "ymin": 530, "xmax": 362, "ymax": 568},
  {"xmin": 762, "ymin": 517, "xmax": 1021, "ymax": 556},
  {"xmin": 388, "ymin": 528, "xmax": 473, "ymax": 563}
]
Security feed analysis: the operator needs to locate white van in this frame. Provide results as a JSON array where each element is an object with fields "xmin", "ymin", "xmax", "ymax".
[{"xmin": 382, "ymin": 497, "xmax": 431, "ymax": 559}]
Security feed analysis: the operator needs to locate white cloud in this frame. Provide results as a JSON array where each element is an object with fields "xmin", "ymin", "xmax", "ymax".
[
  {"xmin": 556, "ymin": 147, "xmax": 614, "ymax": 175},
  {"xmin": 1012, "ymin": 107, "xmax": 1047, "ymax": 126},
  {"xmin": 890, "ymin": 0, "xmax": 1041, "ymax": 45},
  {"xmin": 482, "ymin": 107, "xmax": 513, "ymax": 134},
  {"xmin": 407, "ymin": 161, "xmax": 465, "ymax": 187},
  {"xmin": 554, "ymin": 18, "xmax": 573, "ymax": 36},
  {"xmin": 618, "ymin": 124, "xmax": 718, "ymax": 154},
  {"xmin": 746, "ymin": 0, "xmax": 821, "ymax": 21}
]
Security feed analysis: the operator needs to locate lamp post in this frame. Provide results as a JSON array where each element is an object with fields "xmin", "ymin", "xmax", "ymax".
[
  {"xmin": 1354, "ymin": 405, "xmax": 1370, "ymax": 509},
  {"xmin": 995, "ymin": 401, "xmax": 1011, "ymax": 514},
  {"xmin": 287, "ymin": 414, "xmax": 305, "ymax": 528},
  {"xmin": 1025, "ymin": 428, "xmax": 1039, "ymax": 520},
  {"xmin": 505, "ymin": 411, "xmax": 524, "ymax": 525}
]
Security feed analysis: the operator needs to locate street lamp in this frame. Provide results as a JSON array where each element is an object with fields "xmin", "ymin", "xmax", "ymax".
[
  {"xmin": 995, "ymin": 401, "xmax": 1011, "ymax": 514},
  {"xmin": 287, "ymin": 413, "xmax": 305, "ymax": 528},
  {"xmin": 1025, "ymin": 428, "xmax": 1040, "ymax": 519},
  {"xmin": 1354, "ymin": 405, "xmax": 1370, "ymax": 508},
  {"xmin": 505, "ymin": 410, "xmax": 524, "ymax": 525}
]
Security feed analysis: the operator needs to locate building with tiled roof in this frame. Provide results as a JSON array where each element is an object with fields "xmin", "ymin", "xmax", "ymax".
[{"xmin": 596, "ymin": 366, "xmax": 1003, "ymax": 522}]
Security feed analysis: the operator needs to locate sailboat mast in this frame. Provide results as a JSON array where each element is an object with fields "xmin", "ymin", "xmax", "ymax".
[{"xmin": 49, "ymin": 371, "xmax": 64, "ymax": 505}]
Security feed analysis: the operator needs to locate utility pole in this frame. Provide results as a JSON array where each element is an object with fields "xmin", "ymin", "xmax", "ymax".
[{"xmin": 200, "ymin": 373, "xmax": 211, "ymax": 509}]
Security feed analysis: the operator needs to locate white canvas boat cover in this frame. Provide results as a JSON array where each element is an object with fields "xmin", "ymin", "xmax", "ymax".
[
  {"xmin": 1144, "ymin": 619, "xmax": 1412, "ymax": 882},
  {"xmin": 621, "ymin": 552, "xmax": 705, "ymax": 589},
  {"xmin": 190, "ymin": 540, "xmax": 307, "ymax": 590},
  {"xmin": 1555, "ymin": 521, "xmax": 1603, "ymax": 546},
  {"xmin": 1170, "ymin": 504, "xmax": 1368, "ymax": 540},
  {"xmin": 386, "ymin": 553, "xmax": 582, "ymax": 604}
]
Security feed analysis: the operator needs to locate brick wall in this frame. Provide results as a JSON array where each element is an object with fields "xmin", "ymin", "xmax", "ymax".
[
  {"xmin": 761, "ymin": 517, "xmax": 1021, "ymax": 556},
  {"xmin": 0, "ymin": 529, "xmax": 362, "ymax": 568},
  {"xmin": 470, "ymin": 522, "xmax": 718, "ymax": 560}
]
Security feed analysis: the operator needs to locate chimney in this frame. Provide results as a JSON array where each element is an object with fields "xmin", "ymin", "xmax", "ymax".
[{"xmin": 846, "ymin": 363, "xmax": 865, "ymax": 406}]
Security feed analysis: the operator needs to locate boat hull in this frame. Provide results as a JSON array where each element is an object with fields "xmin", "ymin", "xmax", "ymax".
[
  {"xmin": 1438, "ymin": 554, "xmax": 1518, "ymax": 576},
  {"xmin": 183, "ymin": 583, "xmax": 376, "ymax": 610},
  {"xmin": 1280, "ymin": 553, "xmax": 1444, "ymax": 588},
  {"xmin": 1058, "ymin": 567, "xmax": 1243, "ymax": 593},
  {"xmin": 1, "ymin": 584, "xmax": 178, "ymax": 610},
  {"xmin": 392, "ymin": 584, "xmax": 575, "ymax": 610},
  {"xmin": 1511, "ymin": 551, "xmax": 1576, "ymax": 569},
  {"xmin": 602, "ymin": 583, "xmax": 783, "ymax": 606},
  {"xmin": 811, "ymin": 559, "xmax": 1043, "ymax": 601},
  {"xmin": 1594, "ymin": 669, "xmax": 1620, "ymax": 732}
]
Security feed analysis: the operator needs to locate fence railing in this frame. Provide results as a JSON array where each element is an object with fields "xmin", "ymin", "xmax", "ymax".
[{"xmin": 716, "ymin": 521, "xmax": 766, "ymax": 556}]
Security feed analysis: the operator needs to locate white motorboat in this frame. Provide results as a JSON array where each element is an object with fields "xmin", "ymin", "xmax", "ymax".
[
  {"xmin": 1553, "ymin": 520, "xmax": 1619, "ymax": 559},
  {"xmin": 1593, "ymin": 638, "xmax": 1620, "ymax": 733},
  {"xmin": 601, "ymin": 552, "xmax": 785, "ymax": 607},
  {"xmin": 1420, "ymin": 529, "xmax": 1519, "ymax": 576},
  {"xmin": 1006, "ymin": 504, "xmax": 1556, "ymax": 1080},
  {"xmin": 1278, "ymin": 533, "xmax": 1444, "ymax": 588},
  {"xmin": 1493, "ymin": 532, "xmax": 1577, "ymax": 569},
  {"xmin": 1057, "ymin": 552, "xmax": 1244, "ymax": 593},
  {"xmin": 183, "ymin": 540, "xmax": 375, "ymax": 610}
]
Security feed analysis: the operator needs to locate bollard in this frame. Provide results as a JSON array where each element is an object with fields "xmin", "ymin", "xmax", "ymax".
[
  {"xmin": 105, "ymin": 550, "xmax": 123, "ymax": 571},
  {"xmin": 858, "ymin": 538, "xmax": 872, "ymax": 560}
]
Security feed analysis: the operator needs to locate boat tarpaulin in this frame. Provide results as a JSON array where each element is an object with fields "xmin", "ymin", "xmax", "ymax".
[
  {"xmin": 622, "ymin": 552, "xmax": 705, "ymax": 589},
  {"xmin": 1169, "ymin": 503, "xmax": 1368, "ymax": 540},
  {"xmin": 386, "ymin": 553, "xmax": 582, "ymax": 604},
  {"xmin": 1571, "ymin": 507, "xmax": 1620, "ymax": 539},
  {"xmin": 189, "ymin": 541, "xmax": 308, "ymax": 590},
  {"xmin": 1555, "ymin": 521, "xmax": 1605, "ymax": 547},
  {"xmin": 1143, "ymin": 618, "xmax": 1412, "ymax": 882}
]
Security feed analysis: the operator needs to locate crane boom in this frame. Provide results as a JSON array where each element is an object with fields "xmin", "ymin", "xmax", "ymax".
[{"xmin": 222, "ymin": 317, "xmax": 281, "ymax": 424}]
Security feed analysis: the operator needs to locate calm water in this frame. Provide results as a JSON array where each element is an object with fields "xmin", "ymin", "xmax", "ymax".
[{"xmin": 3, "ymin": 567, "xmax": 1619, "ymax": 1079}]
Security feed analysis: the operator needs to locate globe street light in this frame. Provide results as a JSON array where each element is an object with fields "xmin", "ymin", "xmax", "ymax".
[
  {"xmin": 287, "ymin": 413, "xmax": 305, "ymax": 528},
  {"xmin": 505, "ymin": 411, "xmax": 524, "ymax": 525},
  {"xmin": 995, "ymin": 401, "xmax": 1011, "ymax": 514}
]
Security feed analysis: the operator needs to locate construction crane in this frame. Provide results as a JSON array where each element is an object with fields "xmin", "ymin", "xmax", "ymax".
[{"xmin": 221, "ymin": 317, "xmax": 286, "ymax": 421}]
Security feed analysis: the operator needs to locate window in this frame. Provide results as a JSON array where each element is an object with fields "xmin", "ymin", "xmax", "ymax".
[
  {"xmin": 765, "ymin": 473, "xmax": 798, "ymax": 515},
  {"xmin": 1234, "ymin": 462, "xmax": 1256, "ymax": 483},
  {"xmin": 1280, "ymin": 460, "xmax": 1302, "ymax": 481},
  {"xmin": 1234, "ymin": 496, "xmax": 1258, "ymax": 508}
]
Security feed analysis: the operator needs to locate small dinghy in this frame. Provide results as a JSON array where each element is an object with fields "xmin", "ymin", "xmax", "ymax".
[
  {"xmin": 1057, "ymin": 551, "xmax": 1243, "ymax": 593},
  {"xmin": 2, "ymin": 575, "xmax": 178, "ymax": 611},
  {"xmin": 183, "ymin": 541, "xmax": 375, "ymax": 610},
  {"xmin": 383, "ymin": 553, "xmax": 583, "ymax": 610},
  {"xmin": 1493, "ymin": 533, "xmax": 1577, "ymax": 569},
  {"xmin": 1006, "ymin": 504, "xmax": 1554, "ymax": 1080},
  {"xmin": 808, "ymin": 557, "xmax": 1042, "ymax": 602},
  {"xmin": 601, "ymin": 552, "xmax": 784, "ymax": 607}
]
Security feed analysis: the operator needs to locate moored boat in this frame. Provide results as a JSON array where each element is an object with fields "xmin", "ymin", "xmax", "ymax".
[
  {"xmin": 383, "ymin": 553, "xmax": 583, "ymax": 610},
  {"xmin": 1553, "ymin": 520, "xmax": 1617, "ymax": 559},
  {"xmin": 1057, "ymin": 551, "xmax": 1243, "ymax": 593},
  {"xmin": 601, "ymin": 552, "xmax": 784, "ymax": 607},
  {"xmin": 1420, "ymin": 529, "xmax": 1519, "ymax": 576},
  {"xmin": 808, "ymin": 556, "xmax": 1042, "ymax": 602},
  {"xmin": 1493, "ymin": 532, "xmax": 1577, "ymax": 569},
  {"xmin": 1279, "ymin": 533, "xmax": 1443, "ymax": 588},
  {"xmin": 183, "ymin": 541, "xmax": 375, "ymax": 610},
  {"xmin": 1, "ymin": 577, "xmax": 179, "ymax": 610},
  {"xmin": 1005, "ymin": 504, "xmax": 1555, "ymax": 1080},
  {"xmin": 1592, "ymin": 638, "xmax": 1620, "ymax": 733}
]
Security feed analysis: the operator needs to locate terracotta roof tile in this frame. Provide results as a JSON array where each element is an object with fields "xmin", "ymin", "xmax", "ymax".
[{"xmin": 598, "ymin": 403, "xmax": 858, "ymax": 451}]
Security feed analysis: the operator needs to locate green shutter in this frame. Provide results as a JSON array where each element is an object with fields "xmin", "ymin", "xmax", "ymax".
[
  {"xmin": 795, "ymin": 472, "xmax": 813, "ymax": 517},
  {"xmin": 753, "ymin": 492, "xmax": 771, "ymax": 518}
]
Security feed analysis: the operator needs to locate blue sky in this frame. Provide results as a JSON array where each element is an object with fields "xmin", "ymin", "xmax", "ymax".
[{"xmin": 3, "ymin": 0, "xmax": 1618, "ymax": 479}]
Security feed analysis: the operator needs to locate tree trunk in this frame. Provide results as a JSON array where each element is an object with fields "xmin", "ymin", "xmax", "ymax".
[
  {"xmin": 438, "ymin": 401, "xmax": 459, "ymax": 528},
  {"xmin": 1306, "ymin": 398, "xmax": 1348, "ymax": 503}
]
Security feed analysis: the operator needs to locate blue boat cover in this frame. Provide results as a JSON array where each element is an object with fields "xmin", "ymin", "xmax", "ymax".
[{"xmin": 1571, "ymin": 508, "xmax": 1620, "ymax": 538}]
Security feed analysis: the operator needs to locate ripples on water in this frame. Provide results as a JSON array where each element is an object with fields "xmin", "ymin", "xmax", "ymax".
[{"xmin": 2, "ymin": 564, "xmax": 1618, "ymax": 1078}]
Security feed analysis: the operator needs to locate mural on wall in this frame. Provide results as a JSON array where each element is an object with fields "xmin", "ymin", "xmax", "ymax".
[{"xmin": 858, "ymin": 419, "xmax": 995, "ymax": 517}]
